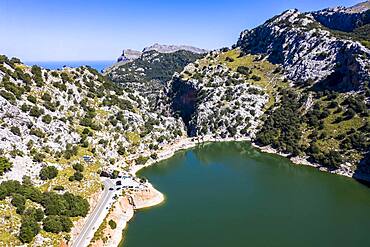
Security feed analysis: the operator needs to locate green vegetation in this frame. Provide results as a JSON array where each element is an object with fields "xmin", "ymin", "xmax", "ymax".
[
  {"xmin": 328, "ymin": 24, "xmax": 370, "ymax": 49},
  {"xmin": 0, "ymin": 90, "xmax": 16, "ymax": 103},
  {"xmin": 39, "ymin": 166, "xmax": 58, "ymax": 180},
  {"xmin": 256, "ymin": 88, "xmax": 369, "ymax": 169},
  {"xmin": 69, "ymin": 163, "xmax": 84, "ymax": 181},
  {"xmin": 108, "ymin": 219, "xmax": 117, "ymax": 229},
  {"xmin": 136, "ymin": 156, "xmax": 149, "ymax": 165},
  {"xmin": 10, "ymin": 126, "xmax": 21, "ymax": 136},
  {"xmin": 19, "ymin": 216, "xmax": 40, "ymax": 243},
  {"xmin": 0, "ymin": 179, "xmax": 89, "ymax": 243},
  {"xmin": 0, "ymin": 157, "xmax": 12, "ymax": 175},
  {"xmin": 30, "ymin": 128, "xmax": 45, "ymax": 138},
  {"xmin": 29, "ymin": 106, "xmax": 44, "ymax": 118},
  {"xmin": 256, "ymin": 89, "xmax": 303, "ymax": 156},
  {"xmin": 42, "ymin": 114, "xmax": 52, "ymax": 124},
  {"xmin": 110, "ymin": 50, "xmax": 204, "ymax": 85},
  {"xmin": 43, "ymin": 215, "xmax": 73, "ymax": 233},
  {"xmin": 31, "ymin": 65, "xmax": 44, "ymax": 86}
]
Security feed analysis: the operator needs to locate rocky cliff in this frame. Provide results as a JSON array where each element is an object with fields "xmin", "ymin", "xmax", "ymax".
[
  {"xmin": 0, "ymin": 1, "xmax": 369, "ymax": 245},
  {"xmin": 236, "ymin": 9, "xmax": 370, "ymax": 92},
  {"xmin": 117, "ymin": 49, "xmax": 142, "ymax": 63},
  {"xmin": 166, "ymin": 3, "xmax": 369, "ymax": 177},
  {"xmin": 142, "ymin": 43, "xmax": 208, "ymax": 54},
  {"xmin": 311, "ymin": 3, "xmax": 370, "ymax": 31}
]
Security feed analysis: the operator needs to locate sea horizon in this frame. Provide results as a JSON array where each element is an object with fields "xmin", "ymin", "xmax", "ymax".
[{"xmin": 24, "ymin": 60, "xmax": 115, "ymax": 72}]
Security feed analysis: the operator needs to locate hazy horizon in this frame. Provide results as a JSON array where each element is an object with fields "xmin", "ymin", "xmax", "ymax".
[{"xmin": 0, "ymin": 0, "xmax": 361, "ymax": 61}]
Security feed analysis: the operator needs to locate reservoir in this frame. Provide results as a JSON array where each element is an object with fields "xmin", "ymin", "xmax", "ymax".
[{"xmin": 122, "ymin": 142, "xmax": 370, "ymax": 247}]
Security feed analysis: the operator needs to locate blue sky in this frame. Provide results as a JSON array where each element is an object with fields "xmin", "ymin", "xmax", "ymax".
[{"xmin": 0, "ymin": 0, "xmax": 360, "ymax": 61}]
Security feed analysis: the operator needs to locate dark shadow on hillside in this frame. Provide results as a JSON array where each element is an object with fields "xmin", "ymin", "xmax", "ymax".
[
  {"xmin": 169, "ymin": 77, "xmax": 198, "ymax": 136},
  {"xmin": 353, "ymin": 152, "xmax": 370, "ymax": 188}
]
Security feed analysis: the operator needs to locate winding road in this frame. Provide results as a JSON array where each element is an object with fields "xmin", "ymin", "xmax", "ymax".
[{"xmin": 72, "ymin": 179, "xmax": 116, "ymax": 247}]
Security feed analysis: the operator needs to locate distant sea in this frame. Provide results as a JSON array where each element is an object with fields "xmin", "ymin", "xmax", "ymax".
[{"xmin": 24, "ymin": 61, "xmax": 115, "ymax": 73}]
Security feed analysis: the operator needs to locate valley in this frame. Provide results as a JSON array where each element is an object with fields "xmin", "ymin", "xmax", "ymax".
[{"xmin": 0, "ymin": 1, "xmax": 369, "ymax": 246}]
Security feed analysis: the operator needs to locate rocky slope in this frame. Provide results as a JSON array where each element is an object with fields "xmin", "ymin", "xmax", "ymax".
[
  {"xmin": 311, "ymin": 2, "xmax": 370, "ymax": 31},
  {"xmin": 0, "ymin": 55, "xmax": 185, "ymax": 245},
  {"xmin": 0, "ymin": 1, "xmax": 369, "ymax": 246},
  {"xmin": 167, "ymin": 49, "xmax": 276, "ymax": 138},
  {"xmin": 105, "ymin": 45, "xmax": 205, "ymax": 106},
  {"xmin": 236, "ymin": 8, "xmax": 370, "ymax": 92},
  {"xmin": 142, "ymin": 43, "xmax": 208, "ymax": 54},
  {"xmin": 165, "ymin": 3, "xmax": 369, "ymax": 177}
]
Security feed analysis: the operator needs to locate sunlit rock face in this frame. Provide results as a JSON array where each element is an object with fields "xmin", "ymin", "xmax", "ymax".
[{"xmin": 237, "ymin": 9, "xmax": 370, "ymax": 92}]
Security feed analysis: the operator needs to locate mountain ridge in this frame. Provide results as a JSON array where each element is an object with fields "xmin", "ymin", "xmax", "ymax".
[{"xmin": 0, "ymin": 1, "xmax": 369, "ymax": 246}]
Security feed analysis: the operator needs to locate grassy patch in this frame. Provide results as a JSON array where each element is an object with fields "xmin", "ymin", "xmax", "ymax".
[
  {"xmin": 220, "ymin": 49, "xmax": 288, "ymax": 109},
  {"xmin": 126, "ymin": 132, "xmax": 141, "ymax": 145},
  {"xmin": 0, "ymin": 200, "xmax": 22, "ymax": 246}
]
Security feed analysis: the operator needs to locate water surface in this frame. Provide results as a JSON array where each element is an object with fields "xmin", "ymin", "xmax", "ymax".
[
  {"xmin": 123, "ymin": 142, "xmax": 370, "ymax": 247},
  {"xmin": 24, "ymin": 60, "xmax": 114, "ymax": 72}
]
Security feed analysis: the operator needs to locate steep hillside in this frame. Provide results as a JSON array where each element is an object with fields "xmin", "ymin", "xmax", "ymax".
[
  {"xmin": 311, "ymin": 2, "xmax": 370, "ymax": 48},
  {"xmin": 0, "ymin": 55, "xmax": 184, "ymax": 245},
  {"xmin": 168, "ymin": 48, "xmax": 285, "ymax": 137},
  {"xmin": 106, "ymin": 47, "xmax": 205, "ymax": 106},
  {"xmin": 0, "ymin": 1, "xmax": 370, "ymax": 246},
  {"xmin": 167, "ymin": 5, "xmax": 370, "ymax": 178},
  {"xmin": 236, "ymin": 9, "xmax": 370, "ymax": 91},
  {"xmin": 311, "ymin": 4, "xmax": 370, "ymax": 32}
]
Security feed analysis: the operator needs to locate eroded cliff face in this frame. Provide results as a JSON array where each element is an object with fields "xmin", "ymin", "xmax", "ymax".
[
  {"xmin": 236, "ymin": 9, "xmax": 370, "ymax": 92},
  {"xmin": 169, "ymin": 76, "xmax": 198, "ymax": 136},
  {"xmin": 167, "ymin": 51, "xmax": 271, "ymax": 139},
  {"xmin": 311, "ymin": 5, "xmax": 370, "ymax": 32}
]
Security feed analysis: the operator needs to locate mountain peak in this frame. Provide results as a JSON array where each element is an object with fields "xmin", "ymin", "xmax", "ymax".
[
  {"xmin": 349, "ymin": 0, "xmax": 370, "ymax": 13},
  {"xmin": 142, "ymin": 43, "xmax": 208, "ymax": 54}
]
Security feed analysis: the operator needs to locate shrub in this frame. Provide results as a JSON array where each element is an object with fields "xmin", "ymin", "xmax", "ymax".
[
  {"xmin": 225, "ymin": 57, "xmax": 234, "ymax": 62},
  {"xmin": 11, "ymin": 194, "xmax": 26, "ymax": 214},
  {"xmin": 72, "ymin": 163, "xmax": 84, "ymax": 172},
  {"xmin": 60, "ymin": 72, "xmax": 72, "ymax": 83},
  {"xmin": 42, "ymin": 114, "xmax": 52, "ymax": 124},
  {"xmin": 29, "ymin": 106, "xmax": 44, "ymax": 118},
  {"xmin": 21, "ymin": 103, "xmax": 30, "ymax": 112},
  {"xmin": 41, "ymin": 92, "xmax": 52, "ymax": 102},
  {"xmin": 0, "ymin": 157, "xmax": 13, "ymax": 175},
  {"xmin": 25, "ymin": 208, "xmax": 44, "ymax": 222},
  {"xmin": 69, "ymin": 171, "xmax": 83, "ymax": 182},
  {"xmin": 41, "ymin": 192, "xmax": 89, "ymax": 217},
  {"xmin": 19, "ymin": 217, "xmax": 40, "ymax": 243},
  {"xmin": 108, "ymin": 219, "xmax": 117, "ymax": 229},
  {"xmin": 251, "ymin": 75, "xmax": 261, "ymax": 81},
  {"xmin": 30, "ymin": 128, "xmax": 45, "ymax": 138},
  {"xmin": 32, "ymin": 152, "xmax": 46, "ymax": 163},
  {"xmin": 39, "ymin": 166, "xmax": 58, "ymax": 180},
  {"xmin": 0, "ymin": 90, "xmax": 16, "ymax": 102},
  {"xmin": 150, "ymin": 153, "xmax": 158, "ymax": 160},
  {"xmin": 53, "ymin": 185, "xmax": 65, "ymax": 191},
  {"xmin": 27, "ymin": 95, "xmax": 37, "ymax": 104},
  {"xmin": 136, "ymin": 156, "xmax": 149, "ymax": 165},
  {"xmin": 236, "ymin": 66, "xmax": 250, "ymax": 75},
  {"xmin": 10, "ymin": 126, "xmax": 21, "ymax": 136},
  {"xmin": 345, "ymin": 108, "xmax": 356, "ymax": 119},
  {"xmin": 43, "ymin": 215, "xmax": 73, "ymax": 233}
]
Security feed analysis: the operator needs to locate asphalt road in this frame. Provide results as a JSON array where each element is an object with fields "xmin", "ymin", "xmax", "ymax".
[{"xmin": 72, "ymin": 179, "xmax": 115, "ymax": 247}]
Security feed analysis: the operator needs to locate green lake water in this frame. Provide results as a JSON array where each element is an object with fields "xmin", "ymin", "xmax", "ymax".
[{"xmin": 122, "ymin": 142, "xmax": 370, "ymax": 247}]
